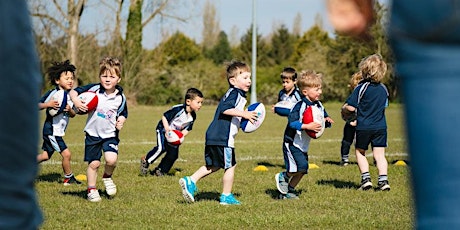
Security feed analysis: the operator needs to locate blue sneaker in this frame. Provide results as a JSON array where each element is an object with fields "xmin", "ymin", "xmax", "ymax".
[
  {"xmin": 275, "ymin": 172, "xmax": 289, "ymax": 194},
  {"xmin": 219, "ymin": 193, "xmax": 241, "ymax": 205},
  {"xmin": 179, "ymin": 176, "xmax": 196, "ymax": 203}
]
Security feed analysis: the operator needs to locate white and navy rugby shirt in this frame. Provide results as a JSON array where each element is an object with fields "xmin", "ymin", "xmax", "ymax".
[
  {"xmin": 206, "ymin": 87, "xmax": 247, "ymax": 148},
  {"xmin": 283, "ymin": 97, "xmax": 328, "ymax": 152},
  {"xmin": 278, "ymin": 87, "xmax": 302, "ymax": 104},
  {"xmin": 74, "ymin": 83, "xmax": 128, "ymax": 139},
  {"xmin": 40, "ymin": 87, "xmax": 73, "ymax": 137},
  {"xmin": 156, "ymin": 104, "xmax": 196, "ymax": 132}
]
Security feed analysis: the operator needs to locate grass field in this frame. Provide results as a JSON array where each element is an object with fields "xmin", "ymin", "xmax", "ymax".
[{"xmin": 36, "ymin": 102, "xmax": 413, "ymax": 229}]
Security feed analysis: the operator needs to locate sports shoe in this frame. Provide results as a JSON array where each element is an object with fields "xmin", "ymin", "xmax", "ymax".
[
  {"xmin": 63, "ymin": 176, "xmax": 82, "ymax": 186},
  {"xmin": 102, "ymin": 178, "xmax": 117, "ymax": 196},
  {"xmin": 179, "ymin": 176, "xmax": 196, "ymax": 203},
  {"xmin": 275, "ymin": 172, "xmax": 289, "ymax": 194},
  {"xmin": 219, "ymin": 193, "xmax": 241, "ymax": 205},
  {"xmin": 87, "ymin": 189, "xmax": 101, "ymax": 202},
  {"xmin": 359, "ymin": 178, "xmax": 373, "ymax": 190},
  {"xmin": 279, "ymin": 192, "xmax": 300, "ymax": 200},
  {"xmin": 140, "ymin": 157, "xmax": 149, "ymax": 176},
  {"xmin": 340, "ymin": 159, "xmax": 349, "ymax": 166},
  {"xmin": 153, "ymin": 168, "xmax": 164, "ymax": 177},
  {"xmin": 378, "ymin": 180, "xmax": 391, "ymax": 191}
]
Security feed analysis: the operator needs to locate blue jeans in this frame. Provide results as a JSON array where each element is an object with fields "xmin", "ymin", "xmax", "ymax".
[{"xmin": 389, "ymin": 1, "xmax": 460, "ymax": 229}]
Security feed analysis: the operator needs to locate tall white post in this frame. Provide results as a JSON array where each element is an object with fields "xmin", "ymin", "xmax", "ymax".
[{"xmin": 251, "ymin": 0, "xmax": 257, "ymax": 104}]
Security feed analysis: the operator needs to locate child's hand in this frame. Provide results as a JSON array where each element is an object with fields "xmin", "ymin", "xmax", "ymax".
[
  {"xmin": 116, "ymin": 116, "xmax": 126, "ymax": 130},
  {"xmin": 325, "ymin": 116, "xmax": 334, "ymax": 124},
  {"xmin": 242, "ymin": 110, "xmax": 259, "ymax": 124},
  {"xmin": 304, "ymin": 122, "xmax": 323, "ymax": 132},
  {"xmin": 46, "ymin": 100, "xmax": 60, "ymax": 110},
  {"xmin": 73, "ymin": 99, "xmax": 88, "ymax": 113}
]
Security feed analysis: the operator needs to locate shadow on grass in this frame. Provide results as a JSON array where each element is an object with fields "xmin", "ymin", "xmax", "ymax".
[
  {"xmin": 265, "ymin": 188, "xmax": 305, "ymax": 200},
  {"xmin": 322, "ymin": 160, "xmax": 357, "ymax": 166},
  {"xmin": 316, "ymin": 179, "xmax": 357, "ymax": 189},
  {"xmin": 61, "ymin": 190, "xmax": 88, "ymax": 200},
  {"xmin": 36, "ymin": 172, "xmax": 61, "ymax": 183}
]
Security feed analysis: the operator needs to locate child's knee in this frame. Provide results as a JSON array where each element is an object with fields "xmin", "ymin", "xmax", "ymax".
[{"xmin": 89, "ymin": 160, "xmax": 101, "ymax": 170}]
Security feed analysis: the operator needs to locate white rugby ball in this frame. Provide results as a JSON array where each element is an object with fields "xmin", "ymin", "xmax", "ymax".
[
  {"xmin": 48, "ymin": 89, "xmax": 68, "ymax": 116},
  {"xmin": 274, "ymin": 100, "xmax": 295, "ymax": 116},
  {"xmin": 302, "ymin": 105, "xmax": 325, "ymax": 139},
  {"xmin": 165, "ymin": 130, "xmax": 184, "ymax": 146},
  {"xmin": 241, "ymin": 102, "xmax": 266, "ymax": 133},
  {"xmin": 76, "ymin": 91, "xmax": 98, "ymax": 114}
]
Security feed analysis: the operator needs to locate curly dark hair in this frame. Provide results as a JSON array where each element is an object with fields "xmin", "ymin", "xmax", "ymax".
[{"xmin": 47, "ymin": 60, "xmax": 76, "ymax": 86}]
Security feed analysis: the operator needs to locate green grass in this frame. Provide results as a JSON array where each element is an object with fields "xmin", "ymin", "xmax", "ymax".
[{"xmin": 36, "ymin": 102, "xmax": 413, "ymax": 229}]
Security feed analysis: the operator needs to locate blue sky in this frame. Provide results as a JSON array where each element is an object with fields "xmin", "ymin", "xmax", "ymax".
[{"xmin": 81, "ymin": 0, "xmax": 331, "ymax": 49}]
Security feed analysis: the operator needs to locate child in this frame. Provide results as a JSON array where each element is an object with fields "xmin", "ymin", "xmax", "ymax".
[
  {"xmin": 69, "ymin": 57, "xmax": 128, "ymax": 202},
  {"xmin": 37, "ymin": 60, "xmax": 81, "ymax": 186},
  {"xmin": 344, "ymin": 54, "xmax": 390, "ymax": 191},
  {"xmin": 140, "ymin": 88, "xmax": 204, "ymax": 176},
  {"xmin": 339, "ymin": 71, "xmax": 363, "ymax": 166},
  {"xmin": 273, "ymin": 67, "xmax": 302, "ymax": 115},
  {"xmin": 179, "ymin": 60, "xmax": 258, "ymax": 205},
  {"xmin": 275, "ymin": 70, "xmax": 334, "ymax": 199}
]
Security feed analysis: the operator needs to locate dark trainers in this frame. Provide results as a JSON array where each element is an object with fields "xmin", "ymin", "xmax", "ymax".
[
  {"xmin": 340, "ymin": 159, "xmax": 349, "ymax": 166},
  {"xmin": 275, "ymin": 172, "xmax": 289, "ymax": 194},
  {"xmin": 279, "ymin": 192, "xmax": 300, "ymax": 200},
  {"xmin": 63, "ymin": 176, "xmax": 82, "ymax": 186},
  {"xmin": 153, "ymin": 168, "xmax": 164, "ymax": 177},
  {"xmin": 378, "ymin": 180, "xmax": 391, "ymax": 191},
  {"xmin": 359, "ymin": 178, "xmax": 373, "ymax": 190},
  {"xmin": 140, "ymin": 157, "xmax": 149, "ymax": 176}
]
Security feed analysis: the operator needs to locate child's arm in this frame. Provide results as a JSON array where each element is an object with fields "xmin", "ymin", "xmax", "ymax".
[
  {"xmin": 38, "ymin": 100, "xmax": 59, "ymax": 110},
  {"xmin": 161, "ymin": 116, "xmax": 171, "ymax": 132},
  {"xmin": 116, "ymin": 116, "xmax": 126, "ymax": 130},
  {"xmin": 223, "ymin": 108, "xmax": 259, "ymax": 124},
  {"xmin": 69, "ymin": 89, "xmax": 87, "ymax": 113},
  {"xmin": 64, "ymin": 104, "xmax": 76, "ymax": 117}
]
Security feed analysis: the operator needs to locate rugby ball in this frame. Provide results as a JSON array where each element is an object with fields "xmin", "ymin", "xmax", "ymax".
[
  {"xmin": 165, "ymin": 130, "xmax": 184, "ymax": 145},
  {"xmin": 76, "ymin": 91, "xmax": 98, "ymax": 114},
  {"xmin": 274, "ymin": 100, "xmax": 295, "ymax": 116},
  {"xmin": 241, "ymin": 102, "xmax": 266, "ymax": 133},
  {"xmin": 48, "ymin": 89, "xmax": 68, "ymax": 116},
  {"xmin": 302, "ymin": 105, "xmax": 325, "ymax": 139}
]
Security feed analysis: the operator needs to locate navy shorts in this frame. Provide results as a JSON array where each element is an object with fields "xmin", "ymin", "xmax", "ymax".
[
  {"xmin": 283, "ymin": 142, "xmax": 309, "ymax": 174},
  {"xmin": 84, "ymin": 134, "xmax": 119, "ymax": 162},
  {"xmin": 41, "ymin": 135, "xmax": 68, "ymax": 157},
  {"xmin": 355, "ymin": 129, "xmax": 387, "ymax": 150},
  {"xmin": 204, "ymin": 145, "xmax": 236, "ymax": 169}
]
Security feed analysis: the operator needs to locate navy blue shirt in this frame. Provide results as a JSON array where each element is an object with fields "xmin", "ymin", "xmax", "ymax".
[
  {"xmin": 156, "ymin": 104, "xmax": 196, "ymax": 132},
  {"xmin": 205, "ymin": 87, "xmax": 247, "ymax": 147},
  {"xmin": 346, "ymin": 82, "xmax": 388, "ymax": 130}
]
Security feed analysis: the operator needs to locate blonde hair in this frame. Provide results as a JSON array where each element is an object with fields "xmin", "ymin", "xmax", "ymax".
[
  {"xmin": 349, "ymin": 71, "xmax": 363, "ymax": 90},
  {"xmin": 225, "ymin": 60, "xmax": 250, "ymax": 82},
  {"xmin": 99, "ymin": 57, "xmax": 122, "ymax": 78},
  {"xmin": 297, "ymin": 70, "xmax": 322, "ymax": 90},
  {"xmin": 358, "ymin": 54, "xmax": 387, "ymax": 83}
]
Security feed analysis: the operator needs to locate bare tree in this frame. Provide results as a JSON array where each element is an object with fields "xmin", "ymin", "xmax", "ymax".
[
  {"xmin": 30, "ymin": 0, "xmax": 87, "ymax": 85},
  {"xmin": 292, "ymin": 13, "xmax": 302, "ymax": 37},
  {"xmin": 201, "ymin": 0, "xmax": 220, "ymax": 49}
]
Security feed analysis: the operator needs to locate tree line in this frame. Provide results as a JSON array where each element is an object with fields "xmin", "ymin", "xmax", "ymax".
[{"xmin": 30, "ymin": 0, "xmax": 395, "ymax": 105}]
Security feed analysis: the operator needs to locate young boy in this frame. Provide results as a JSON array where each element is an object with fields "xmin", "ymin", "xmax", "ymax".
[
  {"xmin": 37, "ymin": 60, "xmax": 81, "ymax": 186},
  {"xmin": 179, "ymin": 60, "xmax": 258, "ymax": 205},
  {"xmin": 344, "ymin": 54, "xmax": 390, "ymax": 191},
  {"xmin": 273, "ymin": 67, "xmax": 301, "ymax": 116},
  {"xmin": 339, "ymin": 71, "xmax": 363, "ymax": 166},
  {"xmin": 275, "ymin": 70, "xmax": 334, "ymax": 199},
  {"xmin": 70, "ymin": 57, "xmax": 128, "ymax": 202},
  {"xmin": 140, "ymin": 88, "xmax": 204, "ymax": 176}
]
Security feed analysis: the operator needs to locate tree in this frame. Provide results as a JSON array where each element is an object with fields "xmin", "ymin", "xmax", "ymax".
[
  {"xmin": 236, "ymin": 25, "xmax": 271, "ymax": 66},
  {"xmin": 206, "ymin": 31, "xmax": 232, "ymax": 65},
  {"xmin": 159, "ymin": 32, "xmax": 202, "ymax": 66},
  {"xmin": 268, "ymin": 24, "xmax": 295, "ymax": 65},
  {"xmin": 30, "ymin": 0, "xmax": 87, "ymax": 85},
  {"xmin": 201, "ymin": 0, "xmax": 220, "ymax": 50}
]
